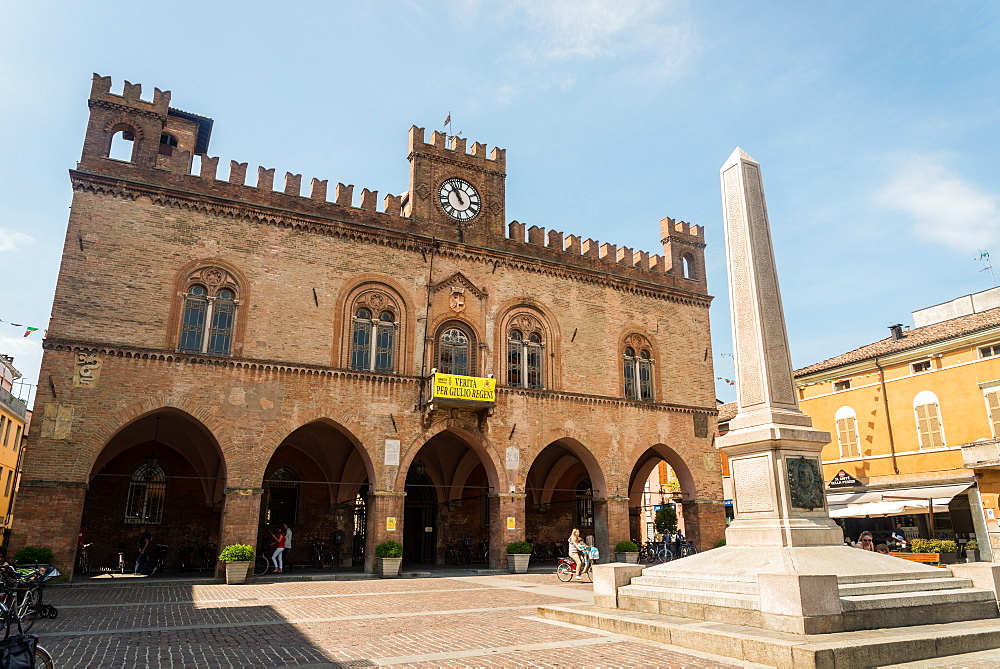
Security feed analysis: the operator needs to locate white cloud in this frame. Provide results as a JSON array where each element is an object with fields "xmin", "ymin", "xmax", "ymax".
[
  {"xmin": 875, "ymin": 156, "xmax": 1000, "ymax": 252},
  {"xmin": 0, "ymin": 229, "xmax": 33, "ymax": 253},
  {"xmin": 489, "ymin": 0, "xmax": 695, "ymax": 100}
]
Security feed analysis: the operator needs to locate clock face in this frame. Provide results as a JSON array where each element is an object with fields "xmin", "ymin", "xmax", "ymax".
[{"xmin": 438, "ymin": 178, "xmax": 482, "ymax": 222}]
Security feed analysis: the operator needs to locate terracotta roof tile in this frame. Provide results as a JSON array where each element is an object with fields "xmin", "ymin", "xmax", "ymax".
[{"xmin": 794, "ymin": 307, "xmax": 1000, "ymax": 377}]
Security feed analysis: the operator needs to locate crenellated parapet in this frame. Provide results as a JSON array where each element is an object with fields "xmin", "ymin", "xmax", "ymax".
[
  {"xmin": 506, "ymin": 220, "xmax": 673, "ymax": 276},
  {"xmin": 659, "ymin": 216, "xmax": 708, "ymax": 289},
  {"xmin": 74, "ymin": 75, "xmax": 708, "ymax": 297},
  {"xmin": 407, "ymin": 126, "xmax": 505, "ymax": 174}
]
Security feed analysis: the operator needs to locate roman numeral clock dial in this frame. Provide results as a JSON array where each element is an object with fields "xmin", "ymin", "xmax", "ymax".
[{"xmin": 438, "ymin": 178, "xmax": 482, "ymax": 222}]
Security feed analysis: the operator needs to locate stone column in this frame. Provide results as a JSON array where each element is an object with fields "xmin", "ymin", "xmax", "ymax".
[
  {"xmin": 490, "ymin": 493, "xmax": 525, "ymax": 569},
  {"xmin": 218, "ymin": 486, "xmax": 263, "ymax": 576},
  {"xmin": 681, "ymin": 499, "xmax": 727, "ymax": 550},
  {"xmin": 718, "ymin": 148, "xmax": 842, "ymax": 547},
  {"xmin": 367, "ymin": 491, "xmax": 406, "ymax": 573},
  {"xmin": 596, "ymin": 496, "xmax": 630, "ymax": 558},
  {"xmin": 10, "ymin": 480, "xmax": 87, "ymax": 577}
]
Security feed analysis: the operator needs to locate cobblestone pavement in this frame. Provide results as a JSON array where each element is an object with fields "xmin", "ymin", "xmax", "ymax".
[{"xmin": 37, "ymin": 572, "xmax": 759, "ymax": 668}]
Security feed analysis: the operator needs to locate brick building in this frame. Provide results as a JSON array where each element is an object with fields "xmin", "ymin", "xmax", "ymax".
[{"xmin": 13, "ymin": 74, "xmax": 724, "ymax": 576}]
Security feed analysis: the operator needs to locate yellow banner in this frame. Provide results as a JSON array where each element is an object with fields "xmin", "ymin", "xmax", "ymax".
[{"xmin": 433, "ymin": 372, "xmax": 496, "ymax": 404}]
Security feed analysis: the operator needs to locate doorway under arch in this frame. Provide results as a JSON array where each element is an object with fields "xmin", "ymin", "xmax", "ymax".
[
  {"xmin": 628, "ymin": 445, "xmax": 697, "ymax": 544},
  {"xmin": 260, "ymin": 420, "xmax": 373, "ymax": 570},
  {"xmin": 401, "ymin": 429, "xmax": 495, "ymax": 566}
]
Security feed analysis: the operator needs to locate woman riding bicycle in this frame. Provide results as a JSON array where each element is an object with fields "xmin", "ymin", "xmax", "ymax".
[{"xmin": 567, "ymin": 528, "xmax": 589, "ymax": 581}]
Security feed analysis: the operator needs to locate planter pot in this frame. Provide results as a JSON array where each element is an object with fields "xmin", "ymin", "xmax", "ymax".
[
  {"xmin": 379, "ymin": 557, "xmax": 402, "ymax": 578},
  {"xmin": 615, "ymin": 552, "xmax": 639, "ymax": 564},
  {"xmin": 508, "ymin": 553, "xmax": 531, "ymax": 574},
  {"xmin": 224, "ymin": 561, "xmax": 251, "ymax": 585},
  {"xmin": 967, "ymin": 550, "xmax": 981, "ymax": 563},
  {"xmin": 938, "ymin": 552, "xmax": 959, "ymax": 565}
]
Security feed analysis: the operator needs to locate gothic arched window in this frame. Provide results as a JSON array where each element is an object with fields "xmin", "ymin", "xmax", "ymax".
[
  {"xmin": 623, "ymin": 335, "xmax": 655, "ymax": 402},
  {"xmin": 178, "ymin": 266, "xmax": 241, "ymax": 356},
  {"xmin": 437, "ymin": 323, "xmax": 476, "ymax": 376},
  {"xmin": 347, "ymin": 286, "xmax": 403, "ymax": 374},
  {"xmin": 507, "ymin": 329, "xmax": 544, "ymax": 389},
  {"xmin": 124, "ymin": 462, "xmax": 166, "ymax": 525}
]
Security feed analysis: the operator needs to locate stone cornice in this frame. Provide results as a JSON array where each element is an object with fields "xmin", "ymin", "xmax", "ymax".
[
  {"xmin": 44, "ymin": 338, "xmax": 717, "ymax": 415},
  {"xmin": 407, "ymin": 150, "xmax": 507, "ymax": 178},
  {"xmin": 88, "ymin": 99, "xmax": 165, "ymax": 120},
  {"xmin": 69, "ymin": 170, "xmax": 712, "ymax": 309}
]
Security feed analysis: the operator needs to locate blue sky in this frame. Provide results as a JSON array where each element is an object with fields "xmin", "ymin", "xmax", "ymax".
[{"xmin": 2, "ymin": 1, "xmax": 1000, "ymax": 407}]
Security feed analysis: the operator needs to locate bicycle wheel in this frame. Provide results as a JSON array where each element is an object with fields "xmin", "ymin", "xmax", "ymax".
[
  {"xmin": 556, "ymin": 562, "xmax": 574, "ymax": 582},
  {"xmin": 35, "ymin": 644, "xmax": 55, "ymax": 669},
  {"xmin": 685, "ymin": 545, "xmax": 698, "ymax": 557},
  {"xmin": 444, "ymin": 549, "xmax": 459, "ymax": 566},
  {"xmin": 253, "ymin": 556, "xmax": 269, "ymax": 576},
  {"xmin": 17, "ymin": 590, "xmax": 37, "ymax": 633},
  {"xmin": 661, "ymin": 548, "xmax": 676, "ymax": 562}
]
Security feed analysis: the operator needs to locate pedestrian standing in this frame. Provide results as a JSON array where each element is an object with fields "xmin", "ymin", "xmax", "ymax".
[
  {"xmin": 134, "ymin": 526, "xmax": 153, "ymax": 574},
  {"xmin": 271, "ymin": 526, "xmax": 286, "ymax": 573}
]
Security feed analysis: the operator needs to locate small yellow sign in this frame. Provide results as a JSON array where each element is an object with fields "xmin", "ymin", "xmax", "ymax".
[
  {"xmin": 386, "ymin": 516, "xmax": 397, "ymax": 531},
  {"xmin": 506, "ymin": 516, "xmax": 516, "ymax": 530},
  {"xmin": 433, "ymin": 373, "xmax": 497, "ymax": 404}
]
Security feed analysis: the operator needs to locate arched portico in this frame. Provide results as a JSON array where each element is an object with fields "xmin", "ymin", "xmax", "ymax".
[
  {"xmin": 258, "ymin": 419, "xmax": 375, "ymax": 571},
  {"xmin": 80, "ymin": 408, "xmax": 226, "ymax": 576},
  {"xmin": 628, "ymin": 443, "xmax": 719, "ymax": 549},
  {"xmin": 391, "ymin": 421, "xmax": 503, "ymax": 567},
  {"xmin": 524, "ymin": 438, "xmax": 612, "ymax": 560}
]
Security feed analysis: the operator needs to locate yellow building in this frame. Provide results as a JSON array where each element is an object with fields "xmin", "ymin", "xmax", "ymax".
[
  {"xmin": 0, "ymin": 355, "xmax": 26, "ymax": 548},
  {"xmin": 794, "ymin": 289, "xmax": 1000, "ymax": 559}
]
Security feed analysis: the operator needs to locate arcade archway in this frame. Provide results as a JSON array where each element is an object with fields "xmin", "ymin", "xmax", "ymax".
[
  {"xmin": 525, "ymin": 439, "xmax": 606, "ymax": 557},
  {"xmin": 401, "ymin": 429, "xmax": 496, "ymax": 566},
  {"xmin": 81, "ymin": 410, "xmax": 226, "ymax": 572},
  {"xmin": 259, "ymin": 420, "xmax": 372, "ymax": 570},
  {"xmin": 628, "ymin": 445, "xmax": 697, "ymax": 544}
]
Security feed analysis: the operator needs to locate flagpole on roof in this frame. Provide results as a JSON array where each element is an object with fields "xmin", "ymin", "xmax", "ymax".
[{"xmin": 978, "ymin": 250, "xmax": 996, "ymax": 287}]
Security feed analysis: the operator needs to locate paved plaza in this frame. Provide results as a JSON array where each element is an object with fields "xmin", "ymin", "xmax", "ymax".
[{"xmin": 28, "ymin": 571, "xmax": 1000, "ymax": 668}]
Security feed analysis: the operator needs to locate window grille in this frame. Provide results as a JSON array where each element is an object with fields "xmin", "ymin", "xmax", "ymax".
[
  {"xmin": 575, "ymin": 480, "xmax": 594, "ymax": 528},
  {"xmin": 124, "ymin": 463, "xmax": 166, "ymax": 525},
  {"xmin": 439, "ymin": 327, "xmax": 471, "ymax": 376},
  {"xmin": 623, "ymin": 347, "xmax": 654, "ymax": 401}
]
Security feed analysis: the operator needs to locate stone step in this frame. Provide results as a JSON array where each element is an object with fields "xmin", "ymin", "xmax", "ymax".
[
  {"xmin": 535, "ymin": 603, "xmax": 1000, "ymax": 668},
  {"xmin": 835, "ymin": 569, "xmax": 954, "ymax": 585},
  {"xmin": 840, "ymin": 586, "xmax": 996, "ymax": 612},
  {"xmin": 619, "ymin": 584, "xmax": 758, "ymax": 609},
  {"xmin": 838, "ymin": 577, "xmax": 974, "ymax": 596},
  {"xmin": 629, "ymin": 575, "xmax": 757, "ymax": 595}
]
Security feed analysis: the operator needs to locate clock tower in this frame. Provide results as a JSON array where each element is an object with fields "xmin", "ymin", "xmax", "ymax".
[{"xmin": 406, "ymin": 126, "xmax": 506, "ymax": 238}]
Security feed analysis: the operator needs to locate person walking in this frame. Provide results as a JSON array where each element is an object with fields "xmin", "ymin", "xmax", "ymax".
[
  {"xmin": 282, "ymin": 523, "xmax": 293, "ymax": 568},
  {"xmin": 134, "ymin": 526, "xmax": 153, "ymax": 574},
  {"xmin": 270, "ymin": 526, "xmax": 286, "ymax": 573}
]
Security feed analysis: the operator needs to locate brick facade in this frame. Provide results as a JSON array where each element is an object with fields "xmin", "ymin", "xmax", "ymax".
[{"xmin": 13, "ymin": 74, "xmax": 724, "ymax": 577}]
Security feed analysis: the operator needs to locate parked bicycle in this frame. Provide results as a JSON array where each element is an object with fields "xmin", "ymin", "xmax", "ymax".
[
  {"xmin": 640, "ymin": 541, "xmax": 675, "ymax": 564},
  {"xmin": 136, "ymin": 544, "xmax": 168, "ymax": 576},
  {"xmin": 180, "ymin": 543, "xmax": 217, "ymax": 572},
  {"xmin": 254, "ymin": 539, "xmax": 274, "ymax": 576},
  {"xmin": 0, "ymin": 564, "xmax": 56, "ymax": 667},
  {"xmin": 77, "ymin": 542, "xmax": 93, "ymax": 576}
]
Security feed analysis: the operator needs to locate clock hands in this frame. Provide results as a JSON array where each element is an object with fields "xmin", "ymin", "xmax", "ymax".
[{"xmin": 453, "ymin": 188, "xmax": 466, "ymax": 207}]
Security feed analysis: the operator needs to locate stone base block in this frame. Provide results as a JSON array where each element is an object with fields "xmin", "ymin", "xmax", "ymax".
[{"xmin": 537, "ymin": 604, "xmax": 1000, "ymax": 669}]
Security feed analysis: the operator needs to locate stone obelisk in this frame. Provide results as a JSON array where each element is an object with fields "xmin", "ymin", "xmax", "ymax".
[{"xmin": 717, "ymin": 148, "xmax": 842, "ymax": 547}]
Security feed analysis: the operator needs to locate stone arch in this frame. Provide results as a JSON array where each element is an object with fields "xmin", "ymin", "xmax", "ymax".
[
  {"xmin": 396, "ymin": 419, "xmax": 503, "ymax": 492},
  {"xmin": 493, "ymin": 297, "xmax": 563, "ymax": 390},
  {"xmin": 165, "ymin": 258, "xmax": 252, "ymax": 354},
  {"xmin": 333, "ymin": 274, "xmax": 418, "ymax": 374}
]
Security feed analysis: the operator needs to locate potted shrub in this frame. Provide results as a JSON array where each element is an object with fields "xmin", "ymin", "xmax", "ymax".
[
  {"xmin": 615, "ymin": 540, "xmax": 640, "ymax": 563},
  {"xmin": 375, "ymin": 541, "xmax": 403, "ymax": 578},
  {"xmin": 219, "ymin": 544, "xmax": 255, "ymax": 584},
  {"xmin": 14, "ymin": 546, "xmax": 54, "ymax": 568},
  {"xmin": 966, "ymin": 540, "xmax": 981, "ymax": 563},
  {"xmin": 507, "ymin": 541, "xmax": 532, "ymax": 573},
  {"xmin": 910, "ymin": 538, "xmax": 959, "ymax": 564}
]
